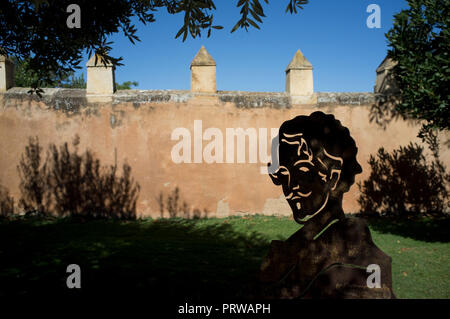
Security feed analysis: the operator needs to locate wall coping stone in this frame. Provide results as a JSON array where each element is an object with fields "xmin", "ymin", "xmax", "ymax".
[{"xmin": 1, "ymin": 88, "xmax": 378, "ymax": 110}]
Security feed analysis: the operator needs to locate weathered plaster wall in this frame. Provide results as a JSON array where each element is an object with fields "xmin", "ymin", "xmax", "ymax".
[{"xmin": 1, "ymin": 88, "xmax": 448, "ymax": 218}]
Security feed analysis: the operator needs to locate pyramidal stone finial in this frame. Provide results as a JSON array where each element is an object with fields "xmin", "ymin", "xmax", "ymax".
[
  {"xmin": 190, "ymin": 46, "xmax": 217, "ymax": 93},
  {"xmin": 285, "ymin": 49, "xmax": 314, "ymax": 98},
  {"xmin": 285, "ymin": 49, "xmax": 313, "ymax": 72},
  {"xmin": 191, "ymin": 46, "xmax": 216, "ymax": 68},
  {"xmin": 374, "ymin": 56, "xmax": 399, "ymax": 94},
  {"xmin": 86, "ymin": 53, "xmax": 115, "ymax": 95}
]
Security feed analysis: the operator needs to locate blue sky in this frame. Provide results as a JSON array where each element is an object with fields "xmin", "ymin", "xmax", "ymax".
[{"xmin": 78, "ymin": 0, "xmax": 409, "ymax": 92}]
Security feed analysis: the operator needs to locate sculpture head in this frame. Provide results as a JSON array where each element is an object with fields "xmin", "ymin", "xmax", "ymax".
[{"xmin": 269, "ymin": 112, "xmax": 362, "ymax": 224}]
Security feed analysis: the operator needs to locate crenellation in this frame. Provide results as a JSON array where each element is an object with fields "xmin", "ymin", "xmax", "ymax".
[{"xmin": 0, "ymin": 55, "xmax": 14, "ymax": 92}]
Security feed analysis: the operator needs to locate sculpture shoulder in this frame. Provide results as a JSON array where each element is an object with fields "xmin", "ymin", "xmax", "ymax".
[
  {"xmin": 338, "ymin": 217, "xmax": 372, "ymax": 242},
  {"xmin": 338, "ymin": 217, "xmax": 393, "ymax": 263}
]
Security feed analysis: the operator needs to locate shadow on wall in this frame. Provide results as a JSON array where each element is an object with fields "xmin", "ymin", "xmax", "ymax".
[
  {"xmin": 14, "ymin": 135, "xmax": 140, "ymax": 220},
  {"xmin": 0, "ymin": 183, "xmax": 14, "ymax": 217},
  {"xmin": 369, "ymin": 95, "xmax": 407, "ymax": 130},
  {"xmin": 358, "ymin": 139, "xmax": 449, "ymax": 218},
  {"xmin": 157, "ymin": 186, "xmax": 210, "ymax": 219}
]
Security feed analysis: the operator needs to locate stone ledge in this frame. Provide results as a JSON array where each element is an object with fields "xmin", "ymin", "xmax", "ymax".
[
  {"xmin": 1, "ymin": 88, "xmax": 377, "ymax": 109},
  {"xmin": 218, "ymin": 91, "xmax": 291, "ymax": 109},
  {"xmin": 113, "ymin": 89, "xmax": 192, "ymax": 104},
  {"xmin": 1, "ymin": 88, "xmax": 88, "ymax": 113},
  {"xmin": 317, "ymin": 92, "xmax": 376, "ymax": 106}
]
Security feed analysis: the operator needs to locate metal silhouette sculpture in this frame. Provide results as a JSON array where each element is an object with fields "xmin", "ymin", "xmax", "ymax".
[{"xmin": 260, "ymin": 111, "xmax": 395, "ymax": 299}]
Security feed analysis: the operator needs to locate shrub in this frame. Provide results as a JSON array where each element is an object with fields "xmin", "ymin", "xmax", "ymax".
[
  {"xmin": 157, "ymin": 186, "xmax": 207, "ymax": 219},
  {"xmin": 358, "ymin": 142, "xmax": 449, "ymax": 216}
]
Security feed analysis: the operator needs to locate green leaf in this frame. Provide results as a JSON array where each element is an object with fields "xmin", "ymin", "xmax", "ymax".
[
  {"xmin": 247, "ymin": 18, "xmax": 260, "ymax": 29},
  {"xmin": 231, "ymin": 21, "xmax": 241, "ymax": 33}
]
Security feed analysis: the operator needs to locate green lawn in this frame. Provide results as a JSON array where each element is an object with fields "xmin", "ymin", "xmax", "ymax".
[{"xmin": 0, "ymin": 215, "xmax": 448, "ymax": 298}]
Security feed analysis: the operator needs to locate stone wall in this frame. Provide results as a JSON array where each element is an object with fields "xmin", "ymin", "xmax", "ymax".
[
  {"xmin": 1, "ymin": 88, "xmax": 447, "ymax": 218},
  {"xmin": 1, "ymin": 48, "xmax": 448, "ymax": 218}
]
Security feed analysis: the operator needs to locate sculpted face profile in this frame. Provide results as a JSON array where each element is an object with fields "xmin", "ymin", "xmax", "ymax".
[
  {"xmin": 260, "ymin": 111, "xmax": 395, "ymax": 299},
  {"xmin": 268, "ymin": 111, "xmax": 362, "ymax": 233}
]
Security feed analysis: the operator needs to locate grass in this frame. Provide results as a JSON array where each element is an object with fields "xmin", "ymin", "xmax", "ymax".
[{"xmin": 0, "ymin": 215, "xmax": 448, "ymax": 299}]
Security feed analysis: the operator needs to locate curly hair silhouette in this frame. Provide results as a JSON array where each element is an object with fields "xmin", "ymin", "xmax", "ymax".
[{"xmin": 271, "ymin": 111, "xmax": 362, "ymax": 195}]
